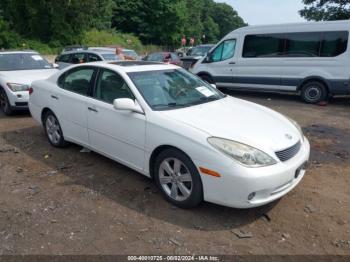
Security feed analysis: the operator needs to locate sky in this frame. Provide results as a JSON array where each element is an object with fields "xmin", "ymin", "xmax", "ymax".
[{"xmin": 218, "ymin": 0, "xmax": 305, "ymax": 25}]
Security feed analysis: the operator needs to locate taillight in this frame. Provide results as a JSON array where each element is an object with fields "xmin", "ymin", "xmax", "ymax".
[{"xmin": 29, "ymin": 87, "xmax": 33, "ymax": 95}]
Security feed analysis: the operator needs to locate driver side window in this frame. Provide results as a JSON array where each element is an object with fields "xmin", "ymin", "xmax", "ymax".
[
  {"xmin": 94, "ymin": 69, "xmax": 134, "ymax": 104},
  {"xmin": 210, "ymin": 39, "xmax": 236, "ymax": 62}
]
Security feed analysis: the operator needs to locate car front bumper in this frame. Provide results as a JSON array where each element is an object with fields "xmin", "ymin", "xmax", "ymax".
[
  {"xmin": 7, "ymin": 90, "xmax": 29, "ymax": 109},
  {"xmin": 195, "ymin": 137, "xmax": 310, "ymax": 208}
]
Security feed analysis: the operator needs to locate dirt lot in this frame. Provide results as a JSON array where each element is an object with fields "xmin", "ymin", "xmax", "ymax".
[{"xmin": 0, "ymin": 91, "xmax": 349, "ymax": 255}]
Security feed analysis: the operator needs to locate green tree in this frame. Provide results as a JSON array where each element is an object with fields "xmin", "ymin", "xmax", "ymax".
[
  {"xmin": 89, "ymin": 0, "xmax": 116, "ymax": 30},
  {"xmin": 0, "ymin": 0, "xmax": 116, "ymax": 45},
  {"xmin": 0, "ymin": 17, "xmax": 22, "ymax": 49},
  {"xmin": 300, "ymin": 0, "xmax": 350, "ymax": 21},
  {"xmin": 113, "ymin": 0, "xmax": 187, "ymax": 46},
  {"xmin": 183, "ymin": 0, "xmax": 204, "ymax": 45},
  {"xmin": 211, "ymin": 2, "xmax": 246, "ymax": 39}
]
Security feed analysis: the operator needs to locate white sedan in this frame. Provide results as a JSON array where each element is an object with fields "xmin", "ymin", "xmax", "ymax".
[
  {"xmin": 0, "ymin": 51, "xmax": 58, "ymax": 115},
  {"xmin": 29, "ymin": 61, "xmax": 310, "ymax": 209}
]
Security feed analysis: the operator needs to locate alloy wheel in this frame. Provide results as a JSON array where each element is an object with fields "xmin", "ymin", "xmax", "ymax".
[
  {"xmin": 45, "ymin": 115, "xmax": 62, "ymax": 145},
  {"xmin": 159, "ymin": 158, "xmax": 193, "ymax": 201}
]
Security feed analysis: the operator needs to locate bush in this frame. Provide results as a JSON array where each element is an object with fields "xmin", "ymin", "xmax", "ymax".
[
  {"xmin": 82, "ymin": 29, "xmax": 143, "ymax": 52},
  {"xmin": 23, "ymin": 40, "xmax": 60, "ymax": 55}
]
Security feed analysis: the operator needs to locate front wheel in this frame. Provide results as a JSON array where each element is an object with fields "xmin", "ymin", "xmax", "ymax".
[
  {"xmin": 301, "ymin": 81, "xmax": 328, "ymax": 104},
  {"xmin": 0, "ymin": 89, "xmax": 13, "ymax": 115},
  {"xmin": 44, "ymin": 111, "xmax": 67, "ymax": 147},
  {"xmin": 154, "ymin": 148, "xmax": 203, "ymax": 208}
]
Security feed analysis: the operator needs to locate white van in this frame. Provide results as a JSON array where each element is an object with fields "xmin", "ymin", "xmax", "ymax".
[{"xmin": 191, "ymin": 20, "xmax": 350, "ymax": 103}]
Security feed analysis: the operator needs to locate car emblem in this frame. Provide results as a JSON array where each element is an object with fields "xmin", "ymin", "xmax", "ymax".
[{"xmin": 285, "ymin": 134, "xmax": 293, "ymax": 140}]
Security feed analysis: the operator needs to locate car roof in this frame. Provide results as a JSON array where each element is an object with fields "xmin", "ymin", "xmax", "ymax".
[
  {"xmin": 230, "ymin": 20, "xmax": 350, "ymax": 35},
  {"xmin": 61, "ymin": 49, "xmax": 115, "ymax": 55},
  {"xmin": 80, "ymin": 61, "xmax": 179, "ymax": 73}
]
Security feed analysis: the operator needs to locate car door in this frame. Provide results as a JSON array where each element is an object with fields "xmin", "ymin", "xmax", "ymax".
[
  {"xmin": 204, "ymin": 39, "xmax": 237, "ymax": 87},
  {"xmin": 87, "ymin": 68, "xmax": 146, "ymax": 172},
  {"xmin": 54, "ymin": 66, "xmax": 97, "ymax": 146}
]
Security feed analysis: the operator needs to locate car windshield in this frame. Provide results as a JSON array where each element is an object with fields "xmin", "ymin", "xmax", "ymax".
[
  {"xmin": 0, "ymin": 53, "xmax": 52, "ymax": 71},
  {"xmin": 123, "ymin": 50, "xmax": 138, "ymax": 58},
  {"xmin": 190, "ymin": 46, "xmax": 213, "ymax": 56},
  {"xmin": 128, "ymin": 68, "xmax": 225, "ymax": 110},
  {"xmin": 101, "ymin": 53, "xmax": 119, "ymax": 61}
]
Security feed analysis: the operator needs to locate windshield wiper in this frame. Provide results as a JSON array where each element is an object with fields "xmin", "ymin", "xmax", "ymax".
[
  {"xmin": 152, "ymin": 102, "xmax": 184, "ymax": 109},
  {"xmin": 199, "ymin": 95, "xmax": 219, "ymax": 102}
]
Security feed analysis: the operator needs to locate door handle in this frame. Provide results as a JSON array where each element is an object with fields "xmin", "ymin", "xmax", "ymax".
[
  {"xmin": 88, "ymin": 107, "xmax": 98, "ymax": 113},
  {"xmin": 229, "ymin": 62, "xmax": 236, "ymax": 65},
  {"xmin": 51, "ymin": 95, "xmax": 59, "ymax": 100}
]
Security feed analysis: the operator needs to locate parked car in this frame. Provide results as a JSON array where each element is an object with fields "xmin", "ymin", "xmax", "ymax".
[
  {"xmin": 0, "ymin": 51, "xmax": 58, "ymax": 115},
  {"xmin": 192, "ymin": 20, "xmax": 350, "ymax": 104},
  {"xmin": 181, "ymin": 44, "xmax": 214, "ymax": 70},
  {"xmin": 29, "ymin": 61, "xmax": 310, "ymax": 209},
  {"xmin": 55, "ymin": 49, "xmax": 119, "ymax": 69},
  {"xmin": 89, "ymin": 47, "xmax": 140, "ymax": 60},
  {"xmin": 61, "ymin": 45, "xmax": 88, "ymax": 53},
  {"xmin": 143, "ymin": 52, "xmax": 182, "ymax": 66},
  {"xmin": 175, "ymin": 46, "xmax": 192, "ymax": 58},
  {"xmin": 122, "ymin": 49, "xmax": 140, "ymax": 60}
]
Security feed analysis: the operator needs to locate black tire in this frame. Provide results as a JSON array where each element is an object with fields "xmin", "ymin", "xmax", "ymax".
[
  {"xmin": 301, "ymin": 81, "xmax": 328, "ymax": 104},
  {"xmin": 43, "ymin": 111, "xmax": 67, "ymax": 148},
  {"xmin": 199, "ymin": 74, "xmax": 214, "ymax": 84},
  {"xmin": 0, "ymin": 88, "xmax": 14, "ymax": 116},
  {"xmin": 154, "ymin": 148, "xmax": 203, "ymax": 208}
]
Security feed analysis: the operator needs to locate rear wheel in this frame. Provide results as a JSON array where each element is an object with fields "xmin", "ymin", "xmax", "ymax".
[
  {"xmin": 44, "ymin": 111, "xmax": 67, "ymax": 147},
  {"xmin": 0, "ymin": 88, "xmax": 13, "ymax": 115},
  {"xmin": 301, "ymin": 81, "xmax": 328, "ymax": 104},
  {"xmin": 154, "ymin": 148, "xmax": 203, "ymax": 208}
]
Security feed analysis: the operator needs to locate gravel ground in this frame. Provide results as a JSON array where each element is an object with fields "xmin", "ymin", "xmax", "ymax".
[{"xmin": 0, "ymin": 91, "xmax": 349, "ymax": 255}]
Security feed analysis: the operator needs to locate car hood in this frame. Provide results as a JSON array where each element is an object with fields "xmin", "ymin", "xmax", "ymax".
[
  {"xmin": 0, "ymin": 69, "xmax": 58, "ymax": 85},
  {"xmin": 160, "ymin": 96, "xmax": 301, "ymax": 152}
]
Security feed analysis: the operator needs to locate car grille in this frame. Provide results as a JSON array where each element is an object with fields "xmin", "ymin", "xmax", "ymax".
[{"xmin": 275, "ymin": 141, "xmax": 301, "ymax": 162}]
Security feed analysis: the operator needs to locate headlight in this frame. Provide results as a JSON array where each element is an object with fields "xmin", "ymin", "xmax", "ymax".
[
  {"xmin": 7, "ymin": 83, "xmax": 30, "ymax": 92},
  {"xmin": 286, "ymin": 116, "xmax": 304, "ymax": 141},
  {"xmin": 208, "ymin": 137, "xmax": 277, "ymax": 168}
]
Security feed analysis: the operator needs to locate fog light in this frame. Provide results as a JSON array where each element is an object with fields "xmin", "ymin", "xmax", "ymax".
[{"xmin": 248, "ymin": 192, "xmax": 256, "ymax": 201}]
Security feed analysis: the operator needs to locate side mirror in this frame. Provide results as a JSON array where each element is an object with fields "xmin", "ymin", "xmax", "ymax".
[
  {"xmin": 52, "ymin": 63, "xmax": 59, "ymax": 69},
  {"xmin": 113, "ymin": 98, "xmax": 144, "ymax": 114}
]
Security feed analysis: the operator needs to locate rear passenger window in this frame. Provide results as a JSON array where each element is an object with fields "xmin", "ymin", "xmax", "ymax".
[
  {"xmin": 59, "ymin": 68, "xmax": 94, "ymax": 95},
  {"xmin": 285, "ymin": 32, "xmax": 322, "ymax": 57},
  {"xmin": 243, "ymin": 34, "xmax": 284, "ymax": 58},
  {"xmin": 321, "ymin": 31, "xmax": 348, "ymax": 57},
  {"xmin": 94, "ymin": 69, "xmax": 134, "ymax": 104},
  {"xmin": 88, "ymin": 53, "xmax": 102, "ymax": 62},
  {"xmin": 71, "ymin": 53, "xmax": 87, "ymax": 64}
]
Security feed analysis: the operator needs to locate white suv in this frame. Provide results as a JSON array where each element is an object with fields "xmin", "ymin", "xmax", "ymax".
[{"xmin": 0, "ymin": 51, "xmax": 58, "ymax": 115}]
